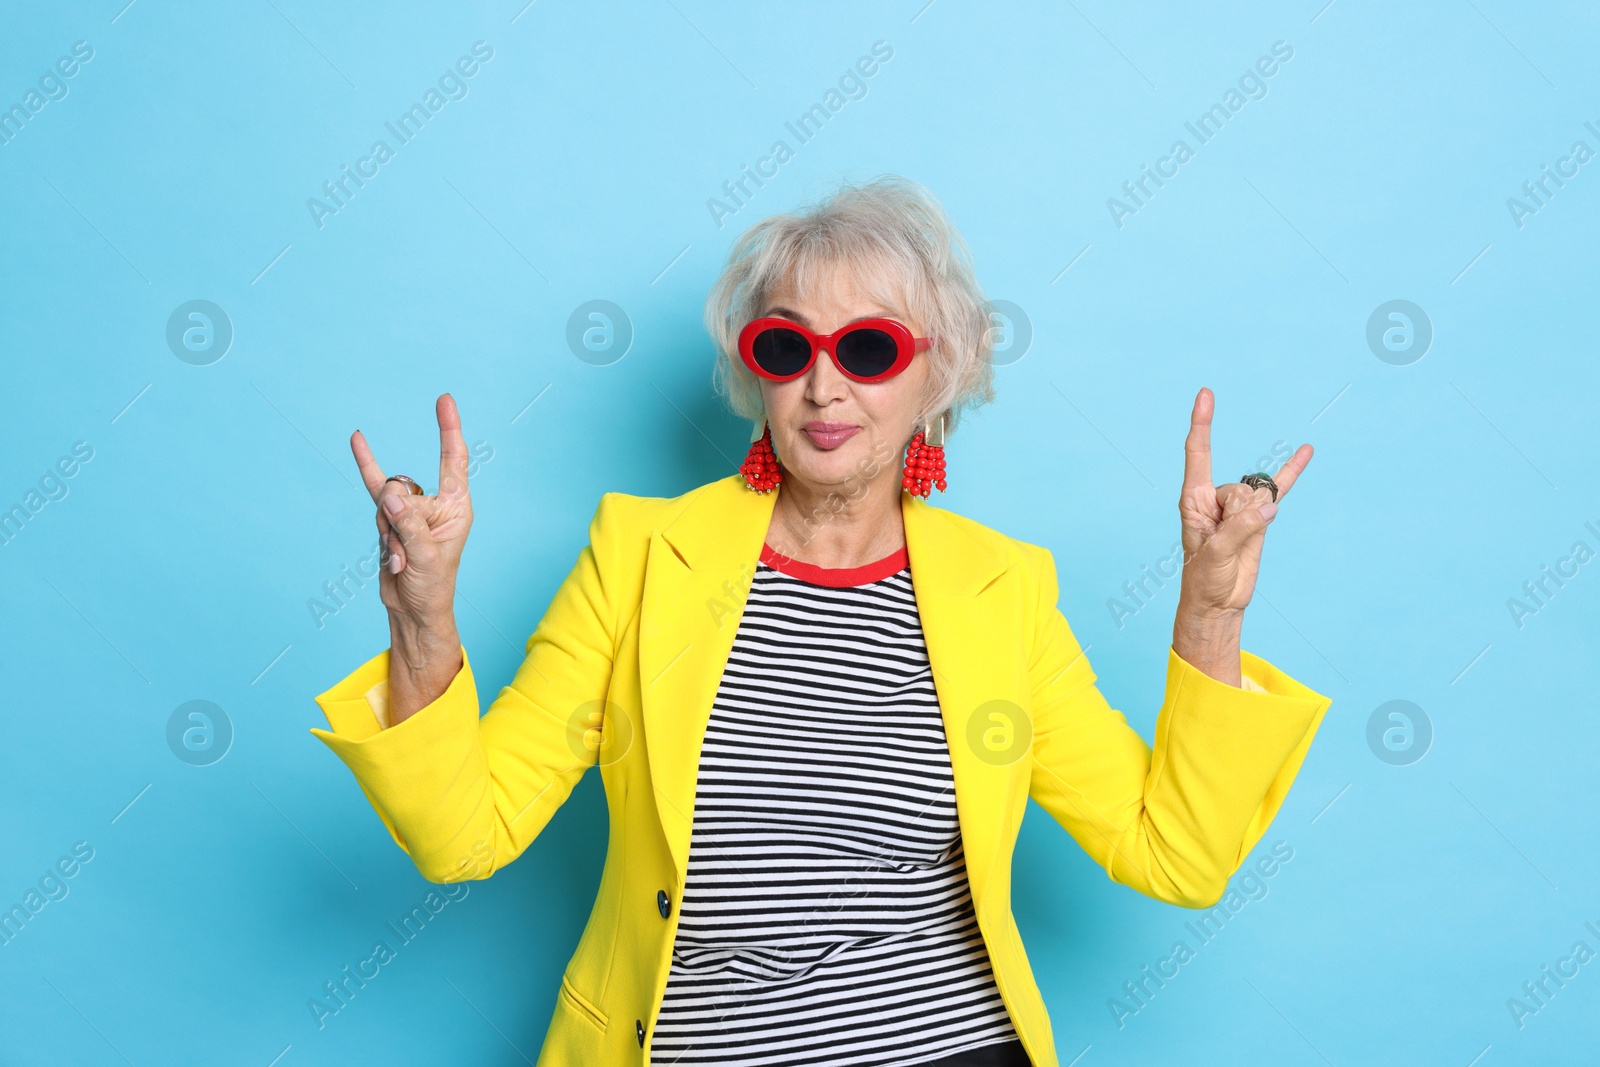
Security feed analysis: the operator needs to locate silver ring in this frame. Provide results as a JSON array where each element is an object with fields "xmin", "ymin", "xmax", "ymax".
[{"xmin": 1240, "ymin": 472, "xmax": 1278, "ymax": 503}]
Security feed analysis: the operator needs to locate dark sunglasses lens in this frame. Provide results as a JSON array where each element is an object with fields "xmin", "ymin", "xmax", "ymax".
[
  {"xmin": 836, "ymin": 328, "xmax": 900, "ymax": 378},
  {"xmin": 751, "ymin": 327, "xmax": 812, "ymax": 376}
]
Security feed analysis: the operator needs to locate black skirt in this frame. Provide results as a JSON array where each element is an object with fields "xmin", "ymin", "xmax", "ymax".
[{"xmin": 917, "ymin": 1038, "xmax": 1033, "ymax": 1067}]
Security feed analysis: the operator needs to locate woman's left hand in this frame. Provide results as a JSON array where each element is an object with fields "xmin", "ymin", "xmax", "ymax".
[{"xmin": 1172, "ymin": 387, "xmax": 1312, "ymax": 680}]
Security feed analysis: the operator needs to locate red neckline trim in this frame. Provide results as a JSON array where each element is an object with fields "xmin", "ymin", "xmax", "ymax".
[{"xmin": 759, "ymin": 542, "xmax": 909, "ymax": 587}]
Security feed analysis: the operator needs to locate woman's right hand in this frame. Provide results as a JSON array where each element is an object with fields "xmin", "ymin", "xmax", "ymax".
[
  {"xmin": 350, "ymin": 394, "xmax": 472, "ymax": 722},
  {"xmin": 351, "ymin": 393, "xmax": 474, "ymax": 624}
]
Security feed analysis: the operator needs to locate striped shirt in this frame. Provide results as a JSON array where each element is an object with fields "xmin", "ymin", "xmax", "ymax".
[{"xmin": 651, "ymin": 543, "xmax": 1019, "ymax": 1066}]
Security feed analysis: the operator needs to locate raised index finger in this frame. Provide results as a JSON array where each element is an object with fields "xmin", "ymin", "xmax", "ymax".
[
  {"xmin": 1182, "ymin": 387, "xmax": 1214, "ymax": 490},
  {"xmin": 350, "ymin": 430, "xmax": 388, "ymax": 503},
  {"xmin": 436, "ymin": 393, "xmax": 470, "ymax": 498}
]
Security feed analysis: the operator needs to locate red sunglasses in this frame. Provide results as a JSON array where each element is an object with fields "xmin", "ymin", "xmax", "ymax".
[{"xmin": 738, "ymin": 317, "xmax": 933, "ymax": 383}]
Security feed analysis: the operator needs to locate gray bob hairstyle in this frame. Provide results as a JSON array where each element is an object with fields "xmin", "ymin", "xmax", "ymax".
[{"xmin": 705, "ymin": 175, "xmax": 996, "ymax": 434}]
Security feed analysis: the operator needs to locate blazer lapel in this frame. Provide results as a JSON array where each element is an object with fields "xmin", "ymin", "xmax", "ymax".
[
  {"xmin": 637, "ymin": 476, "xmax": 1021, "ymax": 909},
  {"xmin": 638, "ymin": 476, "xmax": 776, "ymax": 881},
  {"xmin": 902, "ymin": 493, "xmax": 1020, "ymax": 914}
]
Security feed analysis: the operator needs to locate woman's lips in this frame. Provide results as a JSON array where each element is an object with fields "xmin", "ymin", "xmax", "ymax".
[{"xmin": 801, "ymin": 423, "xmax": 861, "ymax": 450}]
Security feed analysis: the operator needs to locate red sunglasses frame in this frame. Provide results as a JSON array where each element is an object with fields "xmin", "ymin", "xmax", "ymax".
[{"xmin": 737, "ymin": 317, "xmax": 933, "ymax": 384}]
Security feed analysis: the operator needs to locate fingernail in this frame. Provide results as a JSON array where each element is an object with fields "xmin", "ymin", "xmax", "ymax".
[
  {"xmin": 1260, "ymin": 502, "xmax": 1278, "ymax": 522},
  {"xmin": 388, "ymin": 553, "xmax": 403, "ymax": 574},
  {"xmin": 382, "ymin": 494, "xmax": 403, "ymax": 515}
]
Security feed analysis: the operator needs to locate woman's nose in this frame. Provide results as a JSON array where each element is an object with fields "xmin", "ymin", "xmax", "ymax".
[{"xmin": 806, "ymin": 346, "xmax": 849, "ymax": 401}]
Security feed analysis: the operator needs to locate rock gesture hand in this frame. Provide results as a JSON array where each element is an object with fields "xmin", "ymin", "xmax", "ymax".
[
  {"xmin": 1172, "ymin": 387, "xmax": 1312, "ymax": 683},
  {"xmin": 349, "ymin": 394, "xmax": 474, "ymax": 626}
]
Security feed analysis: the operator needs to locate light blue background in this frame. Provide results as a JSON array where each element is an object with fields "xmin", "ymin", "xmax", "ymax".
[{"xmin": 3, "ymin": 0, "xmax": 1597, "ymax": 1063}]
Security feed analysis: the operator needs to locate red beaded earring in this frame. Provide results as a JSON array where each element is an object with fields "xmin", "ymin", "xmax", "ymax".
[
  {"xmin": 902, "ymin": 414, "xmax": 947, "ymax": 498},
  {"xmin": 741, "ymin": 422, "xmax": 783, "ymax": 492}
]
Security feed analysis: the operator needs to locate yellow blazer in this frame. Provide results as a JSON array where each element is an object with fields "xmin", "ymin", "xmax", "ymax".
[{"xmin": 311, "ymin": 473, "xmax": 1331, "ymax": 1066}]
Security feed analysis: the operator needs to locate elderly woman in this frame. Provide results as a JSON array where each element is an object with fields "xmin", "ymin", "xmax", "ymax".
[{"xmin": 311, "ymin": 177, "xmax": 1331, "ymax": 1067}]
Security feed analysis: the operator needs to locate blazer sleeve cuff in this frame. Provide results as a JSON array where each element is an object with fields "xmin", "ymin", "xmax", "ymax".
[
  {"xmin": 1162, "ymin": 646, "xmax": 1330, "ymax": 739},
  {"xmin": 308, "ymin": 646, "xmax": 482, "ymax": 854},
  {"xmin": 1154, "ymin": 645, "xmax": 1333, "ymax": 872},
  {"xmin": 1167, "ymin": 645, "xmax": 1325, "ymax": 704}
]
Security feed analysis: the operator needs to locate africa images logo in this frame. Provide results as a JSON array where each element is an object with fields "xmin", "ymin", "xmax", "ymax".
[
  {"xmin": 306, "ymin": 42, "xmax": 495, "ymax": 229},
  {"xmin": 1105, "ymin": 40, "xmax": 1294, "ymax": 229}
]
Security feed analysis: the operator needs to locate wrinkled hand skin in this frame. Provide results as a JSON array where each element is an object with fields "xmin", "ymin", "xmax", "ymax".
[
  {"xmin": 349, "ymin": 393, "xmax": 473, "ymax": 723},
  {"xmin": 1170, "ymin": 387, "xmax": 1313, "ymax": 687}
]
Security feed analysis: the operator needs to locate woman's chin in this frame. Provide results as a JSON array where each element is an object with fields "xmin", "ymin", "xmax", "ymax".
[{"xmin": 782, "ymin": 442, "xmax": 876, "ymax": 490}]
